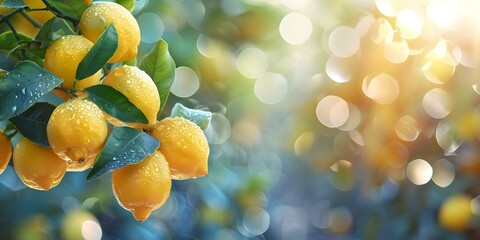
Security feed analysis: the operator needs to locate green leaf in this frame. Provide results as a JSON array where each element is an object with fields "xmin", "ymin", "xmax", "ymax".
[
  {"xmin": 9, "ymin": 102, "xmax": 55, "ymax": 147},
  {"xmin": 0, "ymin": 32, "xmax": 31, "ymax": 51},
  {"xmin": 0, "ymin": 0, "xmax": 25, "ymax": 8},
  {"xmin": 113, "ymin": 0, "xmax": 135, "ymax": 11},
  {"xmin": 0, "ymin": 69, "xmax": 7, "ymax": 78},
  {"xmin": 76, "ymin": 24, "xmax": 118, "ymax": 80},
  {"xmin": 44, "ymin": 0, "xmax": 87, "ymax": 21},
  {"xmin": 84, "ymin": 85, "xmax": 148, "ymax": 124},
  {"xmin": 35, "ymin": 17, "xmax": 75, "ymax": 44},
  {"xmin": 0, "ymin": 61, "xmax": 63, "ymax": 121},
  {"xmin": 171, "ymin": 103, "xmax": 212, "ymax": 130},
  {"xmin": 86, "ymin": 126, "xmax": 160, "ymax": 181},
  {"xmin": 140, "ymin": 39, "xmax": 176, "ymax": 114}
]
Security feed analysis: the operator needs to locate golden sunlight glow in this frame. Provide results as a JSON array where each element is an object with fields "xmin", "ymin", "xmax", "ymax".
[
  {"xmin": 396, "ymin": 9, "xmax": 423, "ymax": 40},
  {"xmin": 427, "ymin": 0, "xmax": 454, "ymax": 28},
  {"xmin": 369, "ymin": 18, "xmax": 393, "ymax": 44},
  {"xmin": 422, "ymin": 46, "xmax": 457, "ymax": 84},
  {"xmin": 384, "ymin": 38, "xmax": 409, "ymax": 63},
  {"xmin": 382, "ymin": 141, "xmax": 409, "ymax": 169},
  {"xmin": 362, "ymin": 73, "xmax": 399, "ymax": 104},
  {"xmin": 375, "ymin": 0, "xmax": 404, "ymax": 17},
  {"xmin": 395, "ymin": 115, "xmax": 420, "ymax": 142},
  {"xmin": 279, "ymin": 13, "xmax": 313, "ymax": 45}
]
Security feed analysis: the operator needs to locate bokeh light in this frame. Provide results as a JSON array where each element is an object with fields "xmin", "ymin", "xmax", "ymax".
[
  {"xmin": 328, "ymin": 26, "xmax": 360, "ymax": 58},
  {"xmin": 396, "ymin": 9, "xmax": 423, "ymax": 40},
  {"xmin": 432, "ymin": 159, "xmax": 455, "ymax": 188},
  {"xmin": 137, "ymin": 13, "xmax": 164, "ymax": 43},
  {"xmin": 236, "ymin": 47, "xmax": 269, "ymax": 79},
  {"xmin": 279, "ymin": 13, "xmax": 313, "ymax": 45},
  {"xmin": 254, "ymin": 72, "xmax": 288, "ymax": 104},
  {"xmin": 171, "ymin": 67, "xmax": 200, "ymax": 98},
  {"xmin": 423, "ymin": 88, "xmax": 451, "ymax": 119},
  {"xmin": 316, "ymin": 95, "xmax": 349, "ymax": 128},
  {"xmin": 362, "ymin": 73, "xmax": 399, "ymax": 104},
  {"xmin": 407, "ymin": 159, "xmax": 433, "ymax": 185}
]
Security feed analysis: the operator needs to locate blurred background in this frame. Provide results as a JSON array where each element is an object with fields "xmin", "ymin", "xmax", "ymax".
[{"xmin": 3, "ymin": 0, "xmax": 480, "ymax": 239}]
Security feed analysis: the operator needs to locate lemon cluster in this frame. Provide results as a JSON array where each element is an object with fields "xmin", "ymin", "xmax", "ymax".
[{"xmin": 1, "ymin": 2, "xmax": 210, "ymax": 222}]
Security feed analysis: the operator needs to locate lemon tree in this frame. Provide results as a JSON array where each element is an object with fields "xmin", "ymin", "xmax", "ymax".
[{"xmin": 0, "ymin": 0, "xmax": 212, "ymax": 221}]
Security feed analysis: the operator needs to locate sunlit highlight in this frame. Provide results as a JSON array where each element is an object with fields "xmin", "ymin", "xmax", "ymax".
[
  {"xmin": 422, "ymin": 88, "xmax": 451, "ymax": 119},
  {"xmin": 171, "ymin": 67, "xmax": 200, "ymax": 98},
  {"xmin": 432, "ymin": 159, "xmax": 455, "ymax": 188},
  {"xmin": 325, "ymin": 57, "xmax": 352, "ymax": 83},
  {"xmin": 396, "ymin": 9, "xmax": 423, "ymax": 40},
  {"xmin": 427, "ymin": 0, "xmax": 454, "ymax": 27},
  {"xmin": 395, "ymin": 116, "xmax": 420, "ymax": 142},
  {"xmin": 328, "ymin": 26, "xmax": 360, "ymax": 58},
  {"xmin": 81, "ymin": 220, "xmax": 102, "ymax": 240},
  {"xmin": 316, "ymin": 96, "xmax": 349, "ymax": 128},
  {"xmin": 406, "ymin": 159, "xmax": 433, "ymax": 185},
  {"xmin": 279, "ymin": 13, "xmax": 313, "ymax": 45},
  {"xmin": 362, "ymin": 73, "xmax": 399, "ymax": 104}
]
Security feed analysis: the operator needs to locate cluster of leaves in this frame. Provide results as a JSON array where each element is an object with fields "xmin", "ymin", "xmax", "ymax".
[{"xmin": 0, "ymin": 0, "xmax": 211, "ymax": 181}]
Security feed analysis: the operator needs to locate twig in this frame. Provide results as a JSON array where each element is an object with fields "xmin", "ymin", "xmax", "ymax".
[{"xmin": 41, "ymin": 0, "xmax": 78, "ymax": 24}]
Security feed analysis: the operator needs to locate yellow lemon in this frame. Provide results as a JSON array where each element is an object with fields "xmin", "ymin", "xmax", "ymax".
[
  {"xmin": 0, "ymin": 130, "xmax": 12, "ymax": 174},
  {"xmin": 151, "ymin": 117, "xmax": 209, "ymax": 180},
  {"xmin": 102, "ymin": 65, "xmax": 160, "ymax": 130},
  {"xmin": 47, "ymin": 98, "xmax": 108, "ymax": 171},
  {"xmin": 44, "ymin": 35, "xmax": 101, "ymax": 91},
  {"xmin": 79, "ymin": 2, "xmax": 140, "ymax": 63},
  {"xmin": 13, "ymin": 137, "xmax": 67, "ymax": 190},
  {"xmin": 112, "ymin": 151, "xmax": 171, "ymax": 222}
]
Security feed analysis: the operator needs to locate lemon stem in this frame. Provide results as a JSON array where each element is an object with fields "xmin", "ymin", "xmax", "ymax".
[
  {"xmin": 2, "ymin": 17, "xmax": 27, "ymax": 59},
  {"xmin": 54, "ymin": 87, "xmax": 77, "ymax": 99}
]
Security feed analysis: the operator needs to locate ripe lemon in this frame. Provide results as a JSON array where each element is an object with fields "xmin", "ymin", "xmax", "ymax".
[
  {"xmin": 439, "ymin": 194, "xmax": 473, "ymax": 231},
  {"xmin": 0, "ymin": 130, "xmax": 12, "ymax": 174},
  {"xmin": 151, "ymin": 117, "xmax": 209, "ymax": 180},
  {"xmin": 47, "ymin": 98, "xmax": 108, "ymax": 171},
  {"xmin": 102, "ymin": 65, "xmax": 160, "ymax": 130},
  {"xmin": 13, "ymin": 137, "xmax": 67, "ymax": 190},
  {"xmin": 112, "ymin": 151, "xmax": 171, "ymax": 222},
  {"xmin": 44, "ymin": 35, "xmax": 101, "ymax": 91},
  {"xmin": 79, "ymin": 2, "xmax": 140, "ymax": 63}
]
